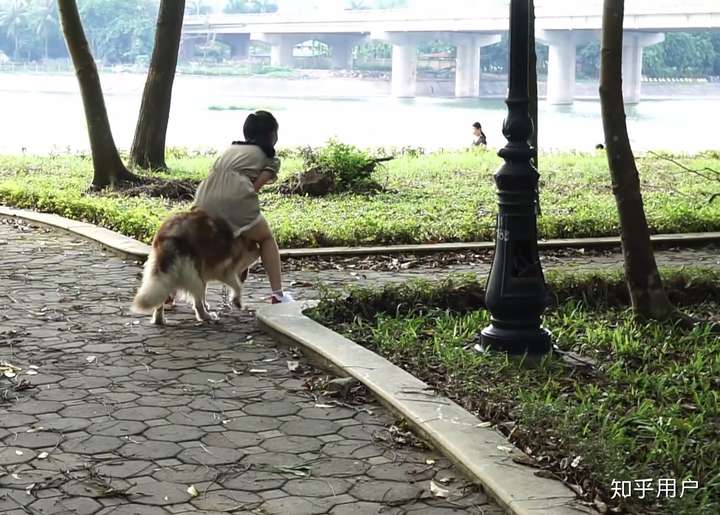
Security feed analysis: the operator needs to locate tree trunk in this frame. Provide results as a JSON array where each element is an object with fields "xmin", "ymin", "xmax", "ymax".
[
  {"xmin": 129, "ymin": 0, "xmax": 185, "ymax": 170},
  {"xmin": 599, "ymin": 0, "xmax": 674, "ymax": 319},
  {"xmin": 57, "ymin": 0, "xmax": 137, "ymax": 189},
  {"xmin": 528, "ymin": 0, "xmax": 540, "ymax": 215}
]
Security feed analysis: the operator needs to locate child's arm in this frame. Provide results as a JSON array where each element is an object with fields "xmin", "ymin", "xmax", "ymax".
[
  {"xmin": 253, "ymin": 170, "xmax": 275, "ymax": 192},
  {"xmin": 253, "ymin": 157, "xmax": 281, "ymax": 192}
]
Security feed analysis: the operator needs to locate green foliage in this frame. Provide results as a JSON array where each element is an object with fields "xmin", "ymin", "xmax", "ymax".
[
  {"xmin": 299, "ymin": 139, "xmax": 381, "ymax": 193},
  {"xmin": 0, "ymin": 0, "xmax": 159, "ymax": 63},
  {"xmin": 309, "ymin": 271, "xmax": 720, "ymax": 514},
  {"xmin": 223, "ymin": 0, "xmax": 278, "ymax": 14},
  {"xmin": 346, "ymin": 0, "xmax": 406, "ymax": 9},
  {"xmin": 1, "ymin": 148, "xmax": 720, "ymax": 248},
  {"xmin": 644, "ymin": 32, "xmax": 718, "ymax": 78},
  {"xmin": 78, "ymin": 0, "xmax": 157, "ymax": 64},
  {"xmin": 195, "ymin": 39, "xmax": 230, "ymax": 63}
]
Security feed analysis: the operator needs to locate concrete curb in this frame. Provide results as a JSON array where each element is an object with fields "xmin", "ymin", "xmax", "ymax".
[
  {"xmin": 257, "ymin": 303, "xmax": 596, "ymax": 515},
  {"xmin": 2, "ymin": 205, "xmax": 719, "ymax": 260},
  {"xmin": 0, "ymin": 206, "xmax": 151, "ymax": 260}
]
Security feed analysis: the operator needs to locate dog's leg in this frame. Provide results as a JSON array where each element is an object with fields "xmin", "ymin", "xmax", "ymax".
[
  {"xmin": 151, "ymin": 304, "xmax": 166, "ymax": 325},
  {"xmin": 192, "ymin": 283, "xmax": 218, "ymax": 322},
  {"xmin": 224, "ymin": 273, "xmax": 245, "ymax": 309}
]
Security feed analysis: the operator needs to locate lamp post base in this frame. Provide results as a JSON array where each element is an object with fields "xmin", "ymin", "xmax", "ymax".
[{"xmin": 476, "ymin": 324, "xmax": 552, "ymax": 355}]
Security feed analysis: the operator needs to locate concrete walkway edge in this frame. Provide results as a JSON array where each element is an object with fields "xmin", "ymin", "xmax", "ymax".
[
  {"xmin": 257, "ymin": 303, "xmax": 596, "ymax": 515},
  {"xmin": 2, "ymin": 205, "xmax": 719, "ymax": 261}
]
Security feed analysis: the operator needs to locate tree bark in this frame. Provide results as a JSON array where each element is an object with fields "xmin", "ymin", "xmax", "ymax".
[
  {"xmin": 57, "ymin": 0, "xmax": 137, "ymax": 188},
  {"xmin": 130, "ymin": 0, "xmax": 186, "ymax": 170},
  {"xmin": 599, "ymin": 0, "xmax": 674, "ymax": 319}
]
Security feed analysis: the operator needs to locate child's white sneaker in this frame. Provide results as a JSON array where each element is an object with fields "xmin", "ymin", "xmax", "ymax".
[{"xmin": 270, "ymin": 291, "xmax": 295, "ymax": 304}]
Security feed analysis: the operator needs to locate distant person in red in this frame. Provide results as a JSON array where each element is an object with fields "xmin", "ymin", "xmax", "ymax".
[{"xmin": 472, "ymin": 122, "xmax": 487, "ymax": 147}]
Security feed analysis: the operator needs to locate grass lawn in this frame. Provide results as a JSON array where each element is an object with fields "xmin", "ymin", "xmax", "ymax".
[
  {"xmin": 0, "ymin": 147, "xmax": 719, "ymax": 248},
  {"xmin": 307, "ymin": 269, "xmax": 720, "ymax": 514}
]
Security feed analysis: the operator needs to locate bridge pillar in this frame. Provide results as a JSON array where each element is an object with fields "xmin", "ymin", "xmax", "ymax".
[
  {"xmin": 321, "ymin": 35, "xmax": 366, "ymax": 70},
  {"xmin": 218, "ymin": 34, "xmax": 250, "ymax": 61},
  {"xmin": 331, "ymin": 40, "xmax": 353, "ymax": 69},
  {"xmin": 454, "ymin": 34, "xmax": 501, "ymax": 98},
  {"xmin": 271, "ymin": 38, "xmax": 295, "ymax": 67},
  {"xmin": 538, "ymin": 30, "xmax": 597, "ymax": 105},
  {"xmin": 391, "ymin": 42, "xmax": 418, "ymax": 98},
  {"xmin": 254, "ymin": 35, "xmax": 306, "ymax": 67},
  {"xmin": 622, "ymin": 32, "xmax": 664, "ymax": 104},
  {"xmin": 179, "ymin": 37, "xmax": 198, "ymax": 61}
]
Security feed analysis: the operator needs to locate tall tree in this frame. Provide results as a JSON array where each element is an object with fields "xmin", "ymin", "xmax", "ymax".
[
  {"xmin": 599, "ymin": 0, "xmax": 674, "ymax": 319},
  {"xmin": 130, "ymin": 0, "xmax": 185, "ymax": 170},
  {"xmin": 30, "ymin": 0, "xmax": 58, "ymax": 60},
  {"xmin": 57, "ymin": 0, "xmax": 137, "ymax": 188},
  {"xmin": 0, "ymin": 0, "xmax": 27, "ymax": 59}
]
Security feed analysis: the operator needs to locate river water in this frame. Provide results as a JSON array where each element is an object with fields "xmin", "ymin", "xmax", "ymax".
[{"xmin": 1, "ymin": 72, "xmax": 719, "ymax": 154}]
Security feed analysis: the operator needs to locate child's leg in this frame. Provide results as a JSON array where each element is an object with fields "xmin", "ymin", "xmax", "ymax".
[{"xmin": 243, "ymin": 217, "xmax": 283, "ymax": 293}]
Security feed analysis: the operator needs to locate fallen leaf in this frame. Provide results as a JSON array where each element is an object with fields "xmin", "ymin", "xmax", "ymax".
[
  {"xmin": 287, "ymin": 360, "xmax": 300, "ymax": 372},
  {"xmin": 86, "ymin": 356, "xmax": 96, "ymax": 364},
  {"xmin": 25, "ymin": 370, "xmax": 38, "ymax": 376},
  {"xmin": 476, "ymin": 421, "xmax": 492, "ymax": 428},
  {"xmin": 187, "ymin": 485, "xmax": 199, "ymax": 497},
  {"xmin": 314, "ymin": 403, "xmax": 334, "ymax": 408},
  {"xmin": 11, "ymin": 473, "xmax": 21, "ymax": 480},
  {"xmin": 15, "ymin": 450, "xmax": 23, "ymax": 456},
  {"xmin": 425, "ymin": 459, "xmax": 435, "ymax": 465},
  {"xmin": 430, "ymin": 480, "xmax": 450, "ymax": 498},
  {"xmin": 571, "ymin": 456, "xmax": 583, "ymax": 468},
  {"xmin": 497, "ymin": 445, "xmax": 514, "ymax": 453},
  {"xmin": 38, "ymin": 452, "xmax": 49, "ymax": 459},
  {"xmin": 249, "ymin": 369, "xmax": 267, "ymax": 374},
  {"xmin": 28, "ymin": 365, "xmax": 39, "ymax": 370},
  {"xmin": 3, "ymin": 370, "xmax": 16, "ymax": 378}
]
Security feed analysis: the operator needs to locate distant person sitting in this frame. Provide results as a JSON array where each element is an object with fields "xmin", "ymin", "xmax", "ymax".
[{"xmin": 472, "ymin": 122, "xmax": 487, "ymax": 147}]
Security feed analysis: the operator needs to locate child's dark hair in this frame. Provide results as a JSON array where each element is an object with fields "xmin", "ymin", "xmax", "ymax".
[
  {"xmin": 472, "ymin": 122, "xmax": 482, "ymax": 129},
  {"xmin": 243, "ymin": 110, "xmax": 278, "ymax": 142}
]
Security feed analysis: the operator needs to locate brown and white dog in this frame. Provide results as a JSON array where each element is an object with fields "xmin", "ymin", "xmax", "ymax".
[{"xmin": 131, "ymin": 208, "xmax": 260, "ymax": 325}]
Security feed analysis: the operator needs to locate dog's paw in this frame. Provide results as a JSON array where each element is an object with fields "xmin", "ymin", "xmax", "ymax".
[
  {"xmin": 196, "ymin": 311, "xmax": 219, "ymax": 323},
  {"xmin": 151, "ymin": 315, "xmax": 167, "ymax": 326},
  {"xmin": 231, "ymin": 296, "xmax": 243, "ymax": 309}
]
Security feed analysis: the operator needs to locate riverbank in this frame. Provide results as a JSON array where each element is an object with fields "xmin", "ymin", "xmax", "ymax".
[{"xmin": 1, "ymin": 148, "xmax": 718, "ymax": 248}]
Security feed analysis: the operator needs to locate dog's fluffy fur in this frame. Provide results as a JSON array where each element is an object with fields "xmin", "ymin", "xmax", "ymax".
[{"xmin": 131, "ymin": 208, "xmax": 260, "ymax": 325}]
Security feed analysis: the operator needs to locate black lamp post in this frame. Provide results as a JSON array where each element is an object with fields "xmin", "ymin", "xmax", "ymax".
[{"xmin": 476, "ymin": 0, "xmax": 551, "ymax": 355}]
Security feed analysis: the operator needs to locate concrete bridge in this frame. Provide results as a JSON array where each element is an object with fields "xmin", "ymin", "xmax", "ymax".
[{"xmin": 182, "ymin": 0, "xmax": 720, "ymax": 104}]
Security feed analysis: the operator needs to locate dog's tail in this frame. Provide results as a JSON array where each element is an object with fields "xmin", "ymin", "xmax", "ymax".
[{"xmin": 131, "ymin": 252, "xmax": 174, "ymax": 315}]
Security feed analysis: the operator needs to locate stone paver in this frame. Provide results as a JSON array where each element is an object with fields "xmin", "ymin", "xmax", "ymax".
[{"xmin": 0, "ymin": 218, "xmax": 502, "ymax": 514}]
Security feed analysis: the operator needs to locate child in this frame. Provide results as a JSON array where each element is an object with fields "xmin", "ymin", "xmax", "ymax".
[
  {"xmin": 193, "ymin": 110, "xmax": 293, "ymax": 304},
  {"xmin": 472, "ymin": 122, "xmax": 487, "ymax": 147}
]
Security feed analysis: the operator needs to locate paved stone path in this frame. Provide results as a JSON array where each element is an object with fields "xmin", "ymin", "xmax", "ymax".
[{"xmin": 0, "ymin": 218, "xmax": 502, "ymax": 514}]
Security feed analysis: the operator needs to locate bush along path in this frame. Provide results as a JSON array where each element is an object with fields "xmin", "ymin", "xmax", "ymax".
[{"xmin": 0, "ymin": 217, "xmax": 503, "ymax": 515}]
